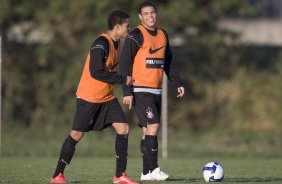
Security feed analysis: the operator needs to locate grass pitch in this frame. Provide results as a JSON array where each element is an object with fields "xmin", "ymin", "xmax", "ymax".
[{"xmin": 0, "ymin": 156, "xmax": 282, "ymax": 184}]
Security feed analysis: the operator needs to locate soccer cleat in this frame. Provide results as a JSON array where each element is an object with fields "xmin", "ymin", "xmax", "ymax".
[
  {"xmin": 113, "ymin": 172, "xmax": 139, "ymax": 184},
  {"xmin": 148, "ymin": 167, "xmax": 169, "ymax": 181},
  {"xmin": 50, "ymin": 173, "xmax": 69, "ymax": 183}
]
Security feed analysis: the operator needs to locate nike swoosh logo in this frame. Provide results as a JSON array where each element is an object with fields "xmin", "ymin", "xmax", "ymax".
[
  {"xmin": 61, "ymin": 159, "xmax": 69, "ymax": 164},
  {"xmin": 149, "ymin": 46, "xmax": 165, "ymax": 54}
]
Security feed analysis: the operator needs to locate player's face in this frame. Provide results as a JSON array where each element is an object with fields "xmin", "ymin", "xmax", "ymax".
[
  {"xmin": 139, "ymin": 6, "xmax": 157, "ymax": 30},
  {"xmin": 118, "ymin": 18, "xmax": 130, "ymax": 38}
]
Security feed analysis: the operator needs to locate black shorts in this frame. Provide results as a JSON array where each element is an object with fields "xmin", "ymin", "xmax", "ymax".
[
  {"xmin": 72, "ymin": 98, "xmax": 127, "ymax": 132},
  {"xmin": 133, "ymin": 92, "xmax": 161, "ymax": 127}
]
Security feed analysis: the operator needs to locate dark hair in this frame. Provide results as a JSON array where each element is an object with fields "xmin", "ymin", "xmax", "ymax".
[
  {"xmin": 108, "ymin": 10, "xmax": 130, "ymax": 30},
  {"xmin": 138, "ymin": 1, "xmax": 157, "ymax": 14}
]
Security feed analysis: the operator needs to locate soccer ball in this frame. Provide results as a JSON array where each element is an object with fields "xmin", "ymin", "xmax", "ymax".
[{"xmin": 202, "ymin": 162, "xmax": 224, "ymax": 182}]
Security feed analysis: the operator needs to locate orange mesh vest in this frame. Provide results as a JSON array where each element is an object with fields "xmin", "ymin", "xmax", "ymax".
[
  {"xmin": 76, "ymin": 33, "xmax": 120, "ymax": 103},
  {"xmin": 132, "ymin": 25, "xmax": 167, "ymax": 88}
]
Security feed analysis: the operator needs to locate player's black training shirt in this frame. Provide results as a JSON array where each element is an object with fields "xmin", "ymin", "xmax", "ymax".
[
  {"xmin": 120, "ymin": 26, "xmax": 183, "ymax": 96},
  {"xmin": 89, "ymin": 36, "xmax": 124, "ymax": 84}
]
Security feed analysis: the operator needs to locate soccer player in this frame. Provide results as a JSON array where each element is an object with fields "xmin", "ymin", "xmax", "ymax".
[
  {"xmin": 50, "ymin": 10, "xmax": 139, "ymax": 184},
  {"xmin": 120, "ymin": 1, "xmax": 185, "ymax": 181}
]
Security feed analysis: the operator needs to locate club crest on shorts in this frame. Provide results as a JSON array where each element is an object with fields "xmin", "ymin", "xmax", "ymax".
[{"xmin": 146, "ymin": 107, "xmax": 154, "ymax": 119}]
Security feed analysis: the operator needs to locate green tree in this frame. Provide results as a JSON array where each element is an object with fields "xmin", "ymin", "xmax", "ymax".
[{"xmin": 2, "ymin": 0, "xmax": 281, "ymax": 136}]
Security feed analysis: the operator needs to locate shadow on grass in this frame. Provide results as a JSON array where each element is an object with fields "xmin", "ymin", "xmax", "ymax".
[
  {"xmin": 69, "ymin": 177, "xmax": 282, "ymax": 183},
  {"xmin": 71, "ymin": 178, "xmax": 193, "ymax": 184},
  {"xmin": 166, "ymin": 177, "xmax": 201, "ymax": 182},
  {"xmin": 224, "ymin": 177, "xmax": 282, "ymax": 183},
  {"xmin": 70, "ymin": 181, "xmax": 92, "ymax": 183},
  {"xmin": 70, "ymin": 181, "xmax": 109, "ymax": 184},
  {"xmin": 136, "ymin": 177, "xmax": 282, "ymax": 183}
]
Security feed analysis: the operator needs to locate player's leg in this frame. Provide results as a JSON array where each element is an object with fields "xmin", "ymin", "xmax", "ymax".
[
  {"xmin": 52, "ymin": 131, "xmax": 84, "ymax": 179},
  {"xmin": 112, "ymin": 123, "xmax": 139, "ymax": 184},
  {"xmin": 112, "ymin": 122, "xmax": 129, "ymax": 177},
  {"xmin": 134, "ymin": 92, "xmax": 159, "ymax": 169},
  {"xmin": 134, "ymin": 92, "xmax": 168, "ymax": 181},
  {"xmin": 134, "ymin": 92, "xmax": 156, "ymax": 180},
  {"xmin": 146, "ymin": 96, "xmax": 169, "ymax": 181},
  {"xmin": 105, "ymin": 99, "xmax": 139, "ymax": 184},
  {"xmin": 145, "ymin": 93, "xmax": 162, "ymax": 173},
  {"xmin": 51, "ymin": 98, "xmax": 95, "ymax": 183},
  {"xmin": 140, "ymin": 127, "xmax": 150, "ymax": 176},
  {"xmin": 145, "ymin": 123, "xmax": 159, "ymax": 172},
  {"xmin": 144, "ymin": 123, "xmax": 168, "ymax": 181}
]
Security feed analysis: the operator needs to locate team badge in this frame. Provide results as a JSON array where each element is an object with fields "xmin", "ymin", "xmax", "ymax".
[{"xmin": 146, "ymin": 107, "xmax": 154, "ymax": 119}]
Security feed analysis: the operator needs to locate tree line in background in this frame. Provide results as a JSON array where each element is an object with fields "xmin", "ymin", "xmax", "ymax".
[{"xmin": 1, "ymin": 0, "xmax": 282, "ymax": 135}]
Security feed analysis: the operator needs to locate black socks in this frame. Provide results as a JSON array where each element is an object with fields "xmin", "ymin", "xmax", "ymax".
[
  {"xmin": 115, "ymin": 134, "xmax": 128, "ymax": 177},
  {"xmin": 53, "ymin": 135, "xmax": 77, "ymax": 178},
  {"xmin": 140, "ymin": 139, "xmax": 150, "ymax": 174},
  {"xmin": 53, "ymin": 134, "xmax": 158, "ymax": 178},
  {"xmin": 145, "ymin": 135, "xmax": 158, "ymax": 172}
]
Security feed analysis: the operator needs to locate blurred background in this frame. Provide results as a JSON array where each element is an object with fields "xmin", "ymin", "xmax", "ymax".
[{"xmin": 1, "ymin": 0, "xmax": 282, "ymax": 158}]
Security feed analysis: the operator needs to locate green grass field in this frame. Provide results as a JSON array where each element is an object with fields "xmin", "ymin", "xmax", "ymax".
[
  {"xmin": 0, "ymin": 156, "xmax": 282, "ymax": 184},
  {"xmin": 1, "ymin": 125, "xmax": 282, "ymax": 183}
]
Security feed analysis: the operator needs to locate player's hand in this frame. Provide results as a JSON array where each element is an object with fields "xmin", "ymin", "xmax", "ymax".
[
  {"xmin": 123, "ymin": 96, "xmax": 133, "ymax": 109},
  {"xmin": 125, "ymin": 76, "xmax": 134, "ymax": 85},
  {"xmin": 177, "ymin": 86, "xmax": 185, "ymax": 98}
]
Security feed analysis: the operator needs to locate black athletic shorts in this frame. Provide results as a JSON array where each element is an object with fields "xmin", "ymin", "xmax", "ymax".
[
  {"xmin": 133, "ymin": 92, "xmax": 161, "ymax": 127},
  {"xmin": 72, "ymin": 98, "xmax": 127, "ymax": 132}
]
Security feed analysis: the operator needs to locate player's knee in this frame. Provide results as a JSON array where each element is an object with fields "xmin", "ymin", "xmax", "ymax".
[
  {"xmin": 146, "ymin": 123, "xmax": 159, "ymax": 135},
  {"xmin": 114, "ymin": 123, "xmax": 129, "ymax": 134},
  {"xmin": 121, "ymin": 124, "xmax": 129, "ymax": 135},
  {"xmin": 70, "ymin": 130, "xmax": 84, "ymax": 141}
]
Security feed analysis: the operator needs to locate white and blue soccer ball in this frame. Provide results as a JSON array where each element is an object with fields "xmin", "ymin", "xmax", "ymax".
[{"xmin": 202, "ymin": 162, "xmax": 224, "ymax": 182}]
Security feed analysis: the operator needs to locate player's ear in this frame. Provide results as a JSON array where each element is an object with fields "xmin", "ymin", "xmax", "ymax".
[
  {"xmin": 118, "ymin": 23, "xmax": 123, "ymax": 30},
  {"xmin": 138, "ymin": 14, "xmax": 142, "ymax": 21},
  {"xmin": 114, "ymin": 24, "xmax": 121, "ymax": 31}
]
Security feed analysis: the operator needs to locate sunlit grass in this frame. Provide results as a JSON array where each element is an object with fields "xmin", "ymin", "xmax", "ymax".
[{"xmin": 0, "ymin": 157, "xmax": 282, "ymax": 183}]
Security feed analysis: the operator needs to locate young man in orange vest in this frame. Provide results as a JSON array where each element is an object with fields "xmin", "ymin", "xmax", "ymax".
[
  {"xmin": 120, "ymin": 1, "xmax": 185, "ymax": 181},
  {"xmin": 50, "ymin": 10, "xmax": 139, "ymax": 184}
]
